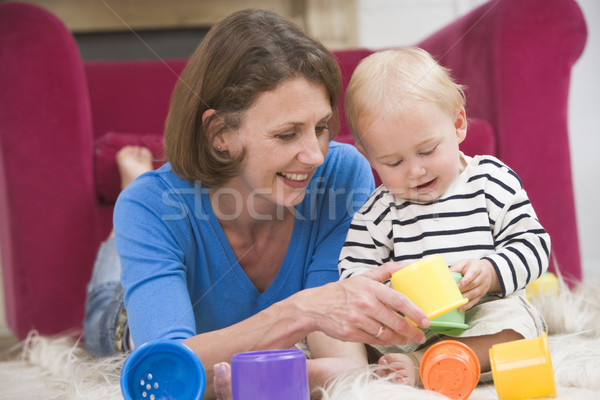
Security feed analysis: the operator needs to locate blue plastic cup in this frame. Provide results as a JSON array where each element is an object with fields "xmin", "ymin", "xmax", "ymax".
[
  {"xmin": 120, "ymin": 339, "xmax": 206, "ymax": 400},
  {"xmin": 231, "ymin": 349, "xmax": 309, "ymax": 400}
]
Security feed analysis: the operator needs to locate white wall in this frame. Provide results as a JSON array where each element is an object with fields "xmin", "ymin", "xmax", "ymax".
[
  {"xmin": 357, "ymin": 0, "xmax": 600, "ymax": 284},
  {"xmin": 569, "ymin": 0, "xmax": 600, "ymax": 284},
  {"xmin": 358, "ymin": 0, "xmax": 488, "ymax": 48}
]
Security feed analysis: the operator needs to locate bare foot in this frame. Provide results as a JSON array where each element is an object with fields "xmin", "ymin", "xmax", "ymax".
[
  {"xmin": 213, "ymin": 362, "xmax": 233, "ymax": 400},
  {"xmin": 116, "ymin": 146, "xmax": 154, "ymax": 190},
  {"xmin": 377, "ymin": 352, "xmax": 421, "ymax": 387}
]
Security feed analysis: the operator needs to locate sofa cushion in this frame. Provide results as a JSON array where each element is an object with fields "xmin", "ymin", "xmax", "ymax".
[{"xmin": 94, "ymin": 131, "xmax": 166, "ymax": 203}]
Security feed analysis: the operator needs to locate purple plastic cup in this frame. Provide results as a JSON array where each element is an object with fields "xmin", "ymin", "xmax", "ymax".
[{"xmin": 231, "ymin": 349, "xmax": 309, "ymax": 400}]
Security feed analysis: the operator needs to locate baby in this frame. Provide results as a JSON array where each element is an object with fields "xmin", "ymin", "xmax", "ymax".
[{"xmin": 332, "ymin": 47, "xmax": 550, "ymax": 385}]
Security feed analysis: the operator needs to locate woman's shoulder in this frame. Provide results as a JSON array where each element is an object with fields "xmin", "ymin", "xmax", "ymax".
[
  {"xmin": 327, "ymin": 141, "xmax": 365, "ymax": 161},
  {"xmin": 318, "ymin": 141, "xmax": 374, "ymax": 191},
  {"xmin": 321, "ymin": 141, "xmax": 372, "ymax": 175},
  {"xmin": 116, "ymin": 162, "xmax": 196, "ymax": 205}
]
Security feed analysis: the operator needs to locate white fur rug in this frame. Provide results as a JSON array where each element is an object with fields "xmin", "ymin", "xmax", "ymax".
[{"xmin": 1, "ymin": 279, "xmax": 599, "ymax": 400}]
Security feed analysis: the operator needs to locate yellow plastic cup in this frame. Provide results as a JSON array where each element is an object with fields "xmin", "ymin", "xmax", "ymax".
[
  {"xmin": 526, "ymin": 272, "xmax": 560, "ymax": 300},
  {"xmin": 489, "ymin": 332, "xmax": 556, "ymax": 400},
  {"xmin": 391, "ymin": 254, "xmax": 468, "ymax": 321},
  {"xmin": 428, "ymin": 272, "xmax": 470, "ymax": 335}
]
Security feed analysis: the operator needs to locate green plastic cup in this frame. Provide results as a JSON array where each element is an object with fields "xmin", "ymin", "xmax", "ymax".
[{"xmin": 428, "ymin": 272, "xmax": 469, "ymax": 336}]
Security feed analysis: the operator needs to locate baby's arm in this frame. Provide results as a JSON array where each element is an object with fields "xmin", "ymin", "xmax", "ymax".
[
  {"xmin": 306, "ymin": 331, "xmax": 368, "ymax": 392},
  {"xmin": 450, "ymin": 258, "xmax": 500, "ymax": 310},
  {"xmin": 457, "ymin": 159, "xmax": 551, "ymax": 299},
  {"xmin": 484, "ymin": 191, "xmax": 550, "ymax": 297}
]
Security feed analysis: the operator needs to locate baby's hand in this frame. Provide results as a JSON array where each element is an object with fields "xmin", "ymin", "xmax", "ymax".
[{"xmin": 449, "ymin": 259, "xmax": 497, "ymax": 311}]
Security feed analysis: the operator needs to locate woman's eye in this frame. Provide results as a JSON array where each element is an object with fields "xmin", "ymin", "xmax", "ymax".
[
  {"xmin": 276, "ymin": 133, "xmax": 295, "ymax": 141},
  {"xmin": 315, "ymin": 125, "xmax": 330, "ymax": 135}
]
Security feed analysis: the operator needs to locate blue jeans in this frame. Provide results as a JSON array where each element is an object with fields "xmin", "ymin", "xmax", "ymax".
[{"xmin": 83, "ymin": 237, "xmax": 131, "ymax": 357}]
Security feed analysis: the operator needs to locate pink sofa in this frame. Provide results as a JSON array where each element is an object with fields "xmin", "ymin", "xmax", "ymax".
[{"xmin": 0, "ymin": 0, "xmax": 587, "ymax": 339}]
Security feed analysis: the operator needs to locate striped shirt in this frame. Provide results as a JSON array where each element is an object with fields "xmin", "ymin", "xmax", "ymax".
[{"xmin": 338, "ymin": 154, "xmax": 550, "ymax": 297}]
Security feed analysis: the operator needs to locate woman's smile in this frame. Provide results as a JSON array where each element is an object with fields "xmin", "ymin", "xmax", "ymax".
[{"xmin": 277, "ymin": 171, "xmax": 312, "ymax": 189}]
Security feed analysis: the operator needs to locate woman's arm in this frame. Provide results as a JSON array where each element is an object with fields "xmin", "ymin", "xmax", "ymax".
[
  {"xmin": 183, "ymin": 298, "xmax": 313, "ymax": 399},
  {"xmin": 185, "ymin": 262, "xmax": 429, "ymax": 399}
]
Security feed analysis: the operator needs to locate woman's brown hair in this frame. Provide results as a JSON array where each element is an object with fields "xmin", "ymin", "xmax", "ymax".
[{"xmin": 164, "ymin": 9, "xmax": 342, "ymax": 186}]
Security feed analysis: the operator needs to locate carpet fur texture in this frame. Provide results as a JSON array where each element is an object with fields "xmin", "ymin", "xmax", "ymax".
[{"xmin": 1, "ymin": 278, "xmax": 599, "ymax": 400}]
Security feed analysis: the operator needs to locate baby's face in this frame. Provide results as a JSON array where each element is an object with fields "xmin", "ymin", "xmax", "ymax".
[{"xmin": 356, "ymin": 100, "xmax": 466, "ymax": 203}]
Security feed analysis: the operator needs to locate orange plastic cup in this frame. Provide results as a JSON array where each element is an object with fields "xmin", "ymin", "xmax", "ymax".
[
  {"xmin": 420, "ymin": 340, "xmax": 480, "ymax": 400},
  {"xmin": 391, "ymin": 254, "xmax": 468, "ymax": 321},
  {"xmin": 489, "ymin": 332, "xmax": 556, "ymax": 400}
]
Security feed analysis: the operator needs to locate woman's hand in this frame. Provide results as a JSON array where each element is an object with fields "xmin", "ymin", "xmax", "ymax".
[
  {"xmin": 450, "ymin": 258, "xmax": 499, "ymax": 310},
  {"xmin": 300, "ymin": 262, "xmax": 429, "ymax": 347}
]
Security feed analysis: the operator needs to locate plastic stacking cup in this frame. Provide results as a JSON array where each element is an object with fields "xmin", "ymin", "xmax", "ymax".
[
  {"xmin": 231, "ymin": 349, "xmax": 309, "ymax": 400},
  {"xmin": 526, "ymin": 272, "xmax": 560, "ymax": 300},
  {"xmin": 429, "ymin": 272, "xmax": 470, "ymax": 335},
  {"xmin": 489, "ymin": 332, "xmax": 556, "ymax": 400},
  {"xmin": 420, "ymin": 340, "xmax": 480, "ymax": 400},
  {"xmin": 391, "ymin": 254, "xmax": 468, "ymax": 322},
  {"xmin": 120, "ymin": 339, "xmax": 206, "ymax": 400}
]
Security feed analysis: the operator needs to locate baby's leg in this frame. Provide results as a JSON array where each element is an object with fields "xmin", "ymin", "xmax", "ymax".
[
  {"xmin": 377, "ymin": 351, "xmax": 423, "ymax": 387},
  {"xmin": 307, "ymin": 332, "xmax": 369, "ymax": 390},
  {"xmin": 445, "ymin": 329, "xmax": 523, "ymax": 372},
  {"xmin": 377, "ymin": 329, "xmax": 522, "ymax": 387},
  {"xmin": 116, "ymin": 146, "xmax": 154, "ymax": 190}
]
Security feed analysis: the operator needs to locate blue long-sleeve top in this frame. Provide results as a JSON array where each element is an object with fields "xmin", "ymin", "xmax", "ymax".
[{"xmin": 114, "ymin": 141, "xmax": 375, "ymax": 346}]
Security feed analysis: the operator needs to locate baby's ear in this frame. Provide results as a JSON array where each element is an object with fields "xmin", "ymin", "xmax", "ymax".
[{"xmin": 454, "ymin": 108, "xmax": 467, "ymax": 143}]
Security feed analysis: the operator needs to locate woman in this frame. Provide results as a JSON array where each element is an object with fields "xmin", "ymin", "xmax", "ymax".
[{"xmin": 83, "ymin": 9, "xmax": 429, "ymax": 398}]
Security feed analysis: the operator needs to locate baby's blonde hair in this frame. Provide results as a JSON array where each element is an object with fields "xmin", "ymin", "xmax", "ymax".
[{"xmin": 345, "ymin": 47, "xmax": 465, "ymax": 140}]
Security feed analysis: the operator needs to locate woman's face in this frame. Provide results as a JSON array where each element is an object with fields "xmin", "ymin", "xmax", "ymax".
[{"xmin": 220, "ymin": 78, "xmax": 332, "ymax": 212}]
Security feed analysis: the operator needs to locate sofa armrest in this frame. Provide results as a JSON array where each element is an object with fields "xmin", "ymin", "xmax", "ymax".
[
  {"xmin": 418, "ymin": 0, "xmax": 587, "ymax": 282},
  {"xmin": 0, "ymin": 3, "xmax": 101, "ymax": 338}
]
